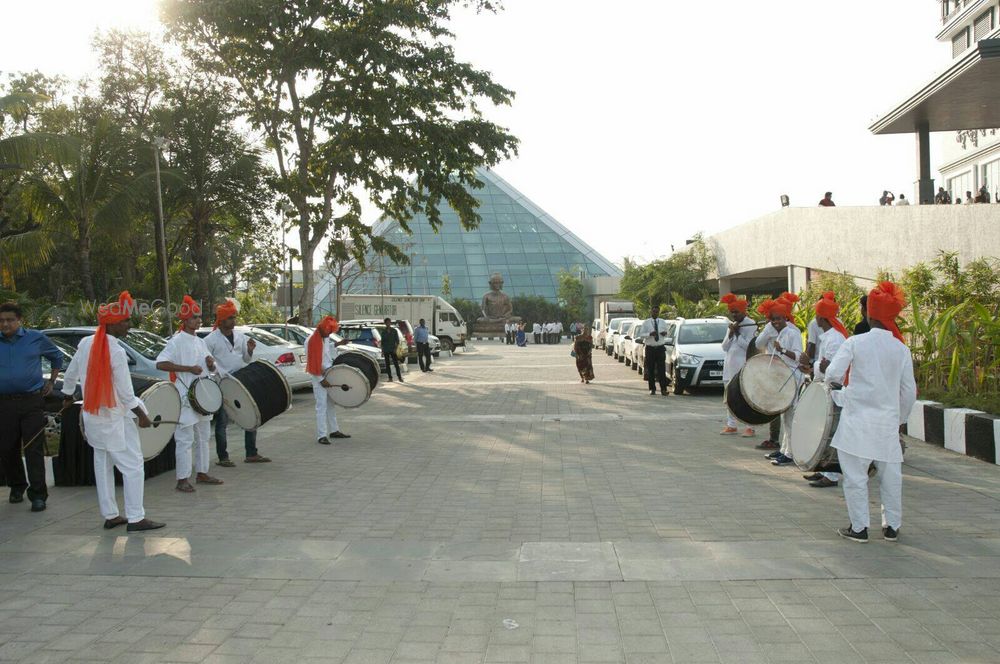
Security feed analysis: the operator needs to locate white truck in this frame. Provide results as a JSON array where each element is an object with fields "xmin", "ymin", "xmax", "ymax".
[
  {"xmin": 337, "ymin": 294, "xmax": 467, "ymax": 351},
  {"xmin": 597, "ymin": 300, "xmax": 636, "ymax": 349}
]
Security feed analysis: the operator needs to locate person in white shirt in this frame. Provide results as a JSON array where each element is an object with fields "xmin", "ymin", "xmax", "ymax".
[
  {"xmin": 826, "ymin": 282, "xmax": 916, "ymax": 543},
  {"xmin": 896, "ymin": 194, "xmax": 910, "ymax": 206},
  {"xmin": 155, "ymin": 295, "xmax": 223, "ymax": 493},
  {"xmin": 532, "ymin": 322, "xmax": 542, "ymax": 345},
  {"xmin": 61, "ymin": 292, "xmax": 164, "ymax": 531},
  {"xmin": 801, "ymin": 292, "xmax": 849, "ymax": 488},
  {"xmin": 543, "ymin": 322, "xmax": 552, "ymax": 344},
  {"xmin": 637, "ymin": 304, "xmax": 671, "ymax": 396},
  {"xmin": 719, "ymin": 294, "xmax": 755, "ymax": 436},
  {"xmin": 753, "ymin": 294, "xmax": 804, "ymax": 463},
  {"xmin": 205, "ymin": 299, "xmax": 270, "ymax": 466},
  {"xmin": 305, "ymin": 316, "xmax": 351, "ymax": 444}
]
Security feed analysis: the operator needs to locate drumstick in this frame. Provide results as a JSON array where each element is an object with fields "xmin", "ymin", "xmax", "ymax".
[{"xmin": 21, "ymin": 403, "xmax": 72, "ymax": 453}]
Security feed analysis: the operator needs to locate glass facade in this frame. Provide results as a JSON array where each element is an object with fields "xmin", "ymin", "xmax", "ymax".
[{"xmin": 342, "ymin": 169, "xmax": 621, "ymax": 303}]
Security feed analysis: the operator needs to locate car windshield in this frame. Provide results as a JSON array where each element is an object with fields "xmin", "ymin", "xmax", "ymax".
[
  {"xmin": 678, "ymin": 323, "xmax": 729, "ymax": 345},
  {"xmin": 244, "ymin": 329, "xmax": 292, "ymax": 346},
  {"xmin": 125, "ymin": 330, "xmax": 168, "ymax": 360},
  {"xmin": 41, "ymin": 339, "xmax": 75, "ymax": 374}
]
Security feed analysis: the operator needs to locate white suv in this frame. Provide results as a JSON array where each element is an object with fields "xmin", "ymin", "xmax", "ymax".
[
  {"xmin": 604, "ymin": 317, "xmax": 632, "ymax": 355},
  {"xmin": 663, "ymin": 317, "xmax": 730, "ymax": 394}
]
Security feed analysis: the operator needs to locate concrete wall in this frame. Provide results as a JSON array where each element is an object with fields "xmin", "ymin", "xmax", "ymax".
[{"xmin": 706, "ymin": 205, "xmax": 1000, "ymax": 283}]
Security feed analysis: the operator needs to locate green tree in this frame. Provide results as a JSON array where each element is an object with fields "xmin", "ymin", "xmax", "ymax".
[
  {"xmin": 557, "ymin": 269, "xmax": 587, "ymax": 324},
  {"xmin": 620, "ymin": 234, "xmax": 715, "ymax": 316},
  {"xmin": 440, "ymin": 273, "xmax": 452, "ymax": 300},
  {"xmin": 163, "ymin": 0, "xmax": 519, "ymax": 324}
]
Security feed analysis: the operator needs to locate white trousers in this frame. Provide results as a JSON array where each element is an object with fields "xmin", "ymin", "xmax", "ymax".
[
  {"xmin": 93, "ymin": 420, "xmax": 145, "ymax": 523},
  {"xmin": 839, "ymin": 449, "xmax": 902, "ymax": 532},
  {"xmin": 174, "ymin": 419, "xmax": 210, "ymax": 480},
  {"xmin": 778, "ymin": 408, "xmax": 794, "ymax": 456},
  {"xmin": 312, "ymin": 380, "xmax": 340, "ymax": 439},
  {"xmin": 821, "ymin": 472, "xmax": 842, "ymax": 481}
]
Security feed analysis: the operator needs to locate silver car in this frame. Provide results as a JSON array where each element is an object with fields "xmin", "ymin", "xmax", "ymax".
[
  {"xmin": 43, "ymin": 327, "xmax": 170, "ymax": 380},
  {"xmin": 196, "ymin": 326, "xmax": 311, "ymax": 389},
  {"xmin": 663, "ymin": 317, "xmax": 729, "ymax": 394}
]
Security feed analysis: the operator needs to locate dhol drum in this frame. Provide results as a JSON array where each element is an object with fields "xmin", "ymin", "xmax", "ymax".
[
  {"xmin": 746, "ymin": 335, "xmax": 762, "ymax": 361},
  {"xmin": 322, "ymin": 365, "xmax": 371, "ymax": 408},
  {"xmin": 187, "ymin": 376, "xmax": 223, "ymax": 416},
  {"xmin": 333, "ymin": 351, "xmax": 380, "ymax": 391},
  {"xmin": 789, "ymin": 381, "xmax": 842, "ymax": 472},
  {"xmin": 725, "ymin": 354, "xmax": 798, "ymax": 425},
  {"xmin": 79, "ymin": 376, "xmax": 181, "ymax": 461},
  {"xmin": 220, "ymin": 360, "xmax": 291, "ymax": 431}
]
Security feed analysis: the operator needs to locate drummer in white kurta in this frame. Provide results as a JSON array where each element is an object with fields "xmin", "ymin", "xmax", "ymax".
[
  {"xmin": 719, "ymin": 294, "xmax": 756, "ymax": 437},
  {"xmin": 155, "ymin": 295, "xmax": 224, "ymax": 492},
  {"xmin": 60, "ymin": 291, "xmax": 165, "ymax": 531},
  {"xmin": 825, "ymin": 282, "xmax": 916, "ymax": 543},
  {"xmin": 205, "ymin": 298, "xmax": 269, "ymax": 465},
  {"xmin": 753, "ymin": 294, "xmax": 804, "ymax": 463},
  {"xmin": 801, "ymin": 292, "xmax": 850, "ymax": 488},
  {"xmin": 305, "ymin": 316, "xmax": 351, "ymax": 444}
]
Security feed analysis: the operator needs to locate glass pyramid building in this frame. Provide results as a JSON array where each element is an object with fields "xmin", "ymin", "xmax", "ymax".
[{"xmin": 326, "ymin": 168, "xmax": 622, "ymax": 307}]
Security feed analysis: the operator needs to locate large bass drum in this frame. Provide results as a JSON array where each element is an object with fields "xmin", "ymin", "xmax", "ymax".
[
  {"xmin": 322, "ymin": 365, "xmax": 371, "ymax": 408},
  {"xmin": 725, "ymin": 354, "xmax": 797, "ymax": 425},
  {"xmin": 333, "ymin": 351, "xmax": 380, "ymax": 391},
  {"xmin": 220, "ymin": 360, "xmax": 291, "ymax": 431},
  {"xmin": 789, "ymin": 381, "xmax": 842, "ymax": 472}
]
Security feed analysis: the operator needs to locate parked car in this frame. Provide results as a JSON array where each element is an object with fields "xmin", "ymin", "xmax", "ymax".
[
  {"xmin": 631, "ymin": 334, "xmax": 646, "ymax": 375},
  {"xmin": 195, "ymin": 326, "xmax": 311, "ymax": 390},
  {"xmin": 621, "ymin": 321, "xmax": 642, "ymax": 367},
  {"xmin": 613, "ymin": 319, "xmax": 641, "ymax": 362},
  {"xmin": 43, "ymin": 327, "xmax": 170, "ymax": 380},
  {"xmin": 591, "ymin": 318, "xmax": 604, "ymax": 348},
  {"xmin": 604, "ymin": 316, "xmax": 631, "ymax": 354},
  {"xmin": 249, "ymin": 323, "xmax": 386, "ymax": 371},
  {"xmin": 339, "ymin": 318, "xmax": 440, "ymax": 363},
  {"xmin": 663, "ymin": 317, "xmax": 729, "ymax": 394}
]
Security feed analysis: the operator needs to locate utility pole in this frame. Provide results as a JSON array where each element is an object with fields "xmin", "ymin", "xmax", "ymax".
[{"xmin": 152, "ymin": 137, "xmax": 171, "ymax": 334}]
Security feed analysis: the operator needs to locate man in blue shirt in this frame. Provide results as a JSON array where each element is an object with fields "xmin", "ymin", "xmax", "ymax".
[
  {"xmin": 414, "ymin": 318, "xmax": 433, "ymax": 373},
  {"xmin": 0, "ymin": 302, "xmax": 64, "ymax": 512}
]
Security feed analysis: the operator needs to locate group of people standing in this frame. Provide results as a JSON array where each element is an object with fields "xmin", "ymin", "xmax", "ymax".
[{"xmin": 719, "ymin": 283, "xmax": 917, "ymax": 543}]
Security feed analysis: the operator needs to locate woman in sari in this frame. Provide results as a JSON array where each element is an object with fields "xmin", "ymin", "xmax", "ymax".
[
  {"xmin": 573, "ymin": 325, "xmax": 595, "ymax": 383},
  {"xmin": 515, "ymin": 323, "xmax": 527, "ymax": 347}
]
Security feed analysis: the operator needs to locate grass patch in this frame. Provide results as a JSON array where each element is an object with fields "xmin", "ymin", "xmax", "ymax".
[{"xmin": 919, "ymin": 387, "xmax": 1000, "ymax": 416}]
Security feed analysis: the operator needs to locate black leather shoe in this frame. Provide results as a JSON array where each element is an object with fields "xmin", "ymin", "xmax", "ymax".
[
  {"xmin": 317, "ymin": 437, "xmax": 331, "ymax": 445},
  {"xmin": 809, "ymin": 477, "xmax": 838, "ymax": 488},
  {"xmin": 802, "ymin": 473, "xmax": 822, "ymax": 482},
  {"xmin": 103, "ymin": 516, "xmax": 127, "ymax": 529},
  {"xmin": 127, "ymin": 519, "xmax": 166, "ymax": 532},
  {"xmin": 30, "ymin": 499, "xmax": 46, "ymax": 512},
  {"xmin": 8, "ymin": 490, "xmax": 24, "ymax": 504},
  {"xmin": 330, "ymin": 431, "xmax": 351, "ymax": 439}
]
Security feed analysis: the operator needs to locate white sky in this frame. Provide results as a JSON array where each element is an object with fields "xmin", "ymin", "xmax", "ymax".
[{"xmin": 2, "ymin": 0, "xmax": 950, "ymax": 266}]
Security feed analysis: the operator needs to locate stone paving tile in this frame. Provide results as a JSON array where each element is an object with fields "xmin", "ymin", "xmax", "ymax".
[{"xmin": 1, "ymin": 344, "xmax": 1000, "ymax": 662}]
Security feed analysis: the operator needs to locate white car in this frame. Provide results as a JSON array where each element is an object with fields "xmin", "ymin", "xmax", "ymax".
[
  {"xmin": 613, "ymin": 319, "xmax": 641, "ymax": 362},
  {"xmin": 250, "ymin": 323, "xmax": 387, "ymax": 371},
  {"xmin": 663, "ymin": 317, "xmax": 729, "ymax": 394},
  {"xmin": 604, "ymin": 317, "xmax": 631, "ymax": 355},
  {"xmin": 631, "ymin": 334, "xmax": 646, "ymax": 374},
  {"xmin": 196, "ymin": 326, "xmax": 311, "ymax": 390}
]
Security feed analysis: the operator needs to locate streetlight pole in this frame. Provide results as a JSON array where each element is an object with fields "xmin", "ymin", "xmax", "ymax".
[
  {"xmin": 279, "ymin": 202, "xmax": 295, "ymax": 322},
  {"xmin": 152, "ymin": 137, "xmax": 171, "ymax": 334}
]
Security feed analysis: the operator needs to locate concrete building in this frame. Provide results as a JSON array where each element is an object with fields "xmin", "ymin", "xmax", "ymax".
[{"xmin": 870, "ymin": 2, "xmax": 1000, "ymax": 203}]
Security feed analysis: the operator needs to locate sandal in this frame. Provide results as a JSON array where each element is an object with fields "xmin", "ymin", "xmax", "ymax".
[
  {"xmin": 244, "ymin": 455, "xmax": 272, "ymax": 463},
  {"xmin": 195, "ymin": 474, "xmax": 224, "ymax": 485},
  {"xmin": 217, "ymin": 459, "xmax": 236, "ymax": 468},
  {"xmin": 175, "ymin": 481, "xmax": 195, "ymax": 493}
]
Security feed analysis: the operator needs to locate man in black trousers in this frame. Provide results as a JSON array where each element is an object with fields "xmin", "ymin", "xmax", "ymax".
[
  {"xmin": 0, "ymin": 302, "xmax": 64, "ymax": 512},
  {"xmin": 381, "ymin": 318, "xmax": 404, "ymax": 382},
  {"xmin": 637, "ymin": 304, "xmax": 670, "ymax": 396}
]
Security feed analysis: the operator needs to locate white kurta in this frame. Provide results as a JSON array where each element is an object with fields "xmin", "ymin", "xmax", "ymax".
[
  {"xmin": 157, "ymin": 331, "xmax": 215, "ymax": 426},
  {"xmin": 721, "ymin": 321, "xmax": 755, "ymax": 382},
  {"xmin": 754, "ymin": 322, "xmax": 804, "ymax": 371},
  {"xmin": 826, "ymin": 328, "xmax": 917, "ymax": 463},
  {"xmin": 806, "ymin": 319, "xmax": 821, "ymax": 356},
  {"xmin": 533, "ymin": 324, "xmax": 541, "ymax": 335},
  {"xmin": 814, "ymin": 327, "xmax": 846, "ymax": 382},
  {"xmin": 204, "ymin": 328, "xmax": 252, "ymax": 375},
  {"xmin": 61, "ymin": 335, "xmax": 144, "ymax": 452}
]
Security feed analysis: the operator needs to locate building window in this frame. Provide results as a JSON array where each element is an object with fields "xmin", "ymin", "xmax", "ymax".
[
  {"xmin": 948, "ymin": 170, "xmax": 973, "ymax": 202},
  {"xmin": 953, "ymin": 28, "xmax": 970, "ymax": 57},
  {"xmin": 974, "ymin": 8, "xmax": 995, "ymax": 41},
  {"xmin": 984, "ymin": 159, "xmax": 1000, "ymax": 201}
]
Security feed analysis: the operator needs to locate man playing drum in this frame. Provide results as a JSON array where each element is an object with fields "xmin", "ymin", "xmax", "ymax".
[
  {"xmin": 826, "ymin": 282, "xmax": 916, "ymax": 543},
  {"xmin": 801, "ymin": 292, "xmax": 850, "ymax": 488},
  {"xmin": 60, "ymin": 292, "xmax": 164, "ymax": 531},
  {"xmin": 205, "ymin": 298, "xmax": 269, "ymax": 466},
  {"xmin": 719, "ymin": 294, "xmax": 755, "ymax": 437},
  {"xmin": 753, "ymin": 294, "xmax": 804, "ymax": 463},
  {"xmin": 306, "ymin": 316, "xmax": 351, "ymax": 445},
  {"xmin": 156, "ymin": 295, "xmax": 224, "ymax": 492}
]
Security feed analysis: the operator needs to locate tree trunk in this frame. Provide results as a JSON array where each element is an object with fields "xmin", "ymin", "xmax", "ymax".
[
  {"xmin": 77, "ymin": 217, "xmax": 96, "ymax": 301},
  {"xmin": 191, "ymin": 215, "xmax": 212, "ymax": 311},
  {"xmin": 297, "ymin": 223, "xmax": 316, "ymax": 325}
]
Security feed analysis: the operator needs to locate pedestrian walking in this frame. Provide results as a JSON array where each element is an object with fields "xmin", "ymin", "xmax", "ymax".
[{"xmin": 573, "ymin": 325, "xmax": 595, "ymax": 384}]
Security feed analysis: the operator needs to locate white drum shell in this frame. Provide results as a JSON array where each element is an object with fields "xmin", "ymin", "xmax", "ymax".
[
  {"xmin": 323, "ymin": 365, "xmax": 371, "ymax": 408},
  {"xmin": 220, "ymin": 376, "xmax": 261, "ymax": 430},
  {"xmin": 790, "ymin": 381, "xmax": 841, "ymax": 471},
  {"xmin": 739, "ymin": 354, "xmax": 797, "ymax": 415}
]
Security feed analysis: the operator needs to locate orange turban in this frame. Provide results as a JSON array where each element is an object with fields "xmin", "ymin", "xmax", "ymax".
[
  {"xmin": 213, "ymin": 297, "xmax": 239, "ymax": 329},
  {"xmin": 84, "ymin": 291, "xmax": 134, "ymax": 415},
  {"xmin": 756, "ymin": 299, "xmax": 775, "ymax": 317},
  {"xmin": 770, "ymin": 297, "xmax": 794, "ymax": 319},
  {"xmin": 814, "ymin": 291, "xmax": 850, "ymax": 340},
  {"xmin": 307, "ymin": 316, "xmax": 340, "ymax": 376},
  {"xmin": 177, "ymin": 295, "xmax": 201, "ymax": 320},
  {"xmin": 720, "ymin": 293, "xmax": 748, "ymax": 314},
  {"xmin": 867, "ymin": 281, "xmax": 906, "ymax": 343}
]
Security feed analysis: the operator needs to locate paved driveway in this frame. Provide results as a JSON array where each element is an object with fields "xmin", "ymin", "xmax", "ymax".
[{"xmin": 1, "ymin": 341, "xmax": 999, "ymax": 663}]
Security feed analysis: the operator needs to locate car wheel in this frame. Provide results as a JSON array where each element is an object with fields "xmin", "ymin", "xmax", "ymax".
[
  {"xmin": 439, "ymin": 338, "xmax": 455, "ymax": 352},
  {"xmin": 671, "ymin": 368, "xmax": 686, "ymax": 395},
  {"xmin": 625, "ymin": 356, "xmax": 631, "ymax": 367}
]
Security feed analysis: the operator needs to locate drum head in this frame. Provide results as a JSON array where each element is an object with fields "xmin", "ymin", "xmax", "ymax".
[
  {"xmin": 220, "ymin": 375, "xmax": 261, "ymax": 430},
  {"xmin": 189, "ymin": 377, "xmax": 223, "ymax": 415},
  {"xmin": 790, "ymin": 382, "xmax": 838, "ymax": 470},
  {"xmin": 333, "ymin": 352, "xmax": 380, "ymax": 391},
  {"xmin": 739, "ymin": 354, "xmax": 797, "ymax": 415},
  {"xmin": 137, "ymin": 382, "xmax": 181, "ymax": 460},
  {"xmin": 323, "ymin": 365, "xmax": 371, "ymax": 408}
]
